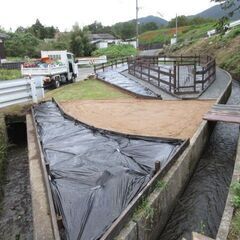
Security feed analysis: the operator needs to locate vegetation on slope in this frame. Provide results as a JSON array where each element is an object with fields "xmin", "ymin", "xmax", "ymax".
[
  {"xmin": 165, "ymin": 25, "xmax": 240, "ymax": 79},
  {"xmin": 139, "ymin": 22, "xmax": 216, "ymax": 45}
]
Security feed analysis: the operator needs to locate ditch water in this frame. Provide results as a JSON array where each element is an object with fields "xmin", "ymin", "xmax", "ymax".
[
  {"xmin": 0, "ymin": 118, "xmax": 33, "ymax": 240},
  {"xmin": 159, "ymin": 80, "xmax": 240, "ymax": 240}
]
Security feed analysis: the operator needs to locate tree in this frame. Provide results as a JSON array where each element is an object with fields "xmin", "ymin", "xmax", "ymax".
[
  {"xmin": 212, "ymin": 0, "xmax": 240, "ymax": 32},
  {"xmin": 168, "ymin": 15, "xmax": 189, "ymax": 28},
  {"xmin": 140, "ymin": 22, "xmax": 158, "ymax": 33},
  {"xmin": 5, "ymin": 32, "xmax": 40, "ymax": 57},
  {"xmin": 70, "ymin": 24, "xmax": 95, "ymax": 57},
  {"xmin": 112, "ymin": 21, "xmax": 136, "ymax": 40},
  {"xmin": 212, "ymin": 0, "xmax": 240, "ymax": 17},
  {"xmin": 29, "ymin": 19, "xmax": 45, "ymax": 39}
]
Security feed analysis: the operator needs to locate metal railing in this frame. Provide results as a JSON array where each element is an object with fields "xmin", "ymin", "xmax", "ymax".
[
  {"xmin": 94, "ymin": 57, "xmax": 129, "ymax": 72},
  {"xmin": 128, "ymin": 55, "xmax": 216, "ymax": 95},
  {"xmin": 0, "ymin": 77, "xmax": 44, "ymax": 108}
]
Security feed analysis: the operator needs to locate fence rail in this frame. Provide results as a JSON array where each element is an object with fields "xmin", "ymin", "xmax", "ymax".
[{"xmin": 0, "ymin": 77, "xmax": 44, "ymax": 108}]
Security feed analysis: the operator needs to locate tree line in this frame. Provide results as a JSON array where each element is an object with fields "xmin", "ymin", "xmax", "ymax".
[{"xmin": 0, "ymin": 0, "xmax": 238, "ymax": 58}]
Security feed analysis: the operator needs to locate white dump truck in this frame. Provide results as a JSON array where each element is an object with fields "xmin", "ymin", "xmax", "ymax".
[{"xmin": 21, "ymin": 50, "xmax": 79, "ymax": 88}]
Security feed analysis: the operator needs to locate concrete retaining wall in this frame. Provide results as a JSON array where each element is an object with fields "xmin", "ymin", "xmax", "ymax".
[{"xmin": 114, "ymin": 75, "xmax": 232, "ymax": 240}]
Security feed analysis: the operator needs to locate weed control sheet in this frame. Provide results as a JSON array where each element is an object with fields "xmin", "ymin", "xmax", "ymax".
[{"xmin": 33, "ymin": 101, "xmax": 182, "ymax": 240}]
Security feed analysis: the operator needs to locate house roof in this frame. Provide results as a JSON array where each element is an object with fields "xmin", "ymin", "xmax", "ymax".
[
  {"xmin": 0, "ymin": 33, "xmax": 8, "ymax": 39},
  {"xmin": 89, "ymin": 33, "xmax": 117, "ymax": 41}
]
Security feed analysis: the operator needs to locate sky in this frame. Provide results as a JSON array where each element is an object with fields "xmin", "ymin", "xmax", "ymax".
[{"xmin": 0, "ymin": 0, "xmax": 218, "ymax": 31}]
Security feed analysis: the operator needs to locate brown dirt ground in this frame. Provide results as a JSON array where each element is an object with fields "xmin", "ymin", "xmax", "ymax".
[{"xmin": 60, "ymin": 99, "xmax": 215, "ymax": 139}]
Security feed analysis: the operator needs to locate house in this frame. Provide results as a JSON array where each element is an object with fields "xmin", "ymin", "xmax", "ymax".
[
  {"xmin": 89, "ymin": 33, "xmax": 121, "ymax": 49},
  {"xmin": 0, "ymin": 33, "xmax": 8, "ymax": 62}
]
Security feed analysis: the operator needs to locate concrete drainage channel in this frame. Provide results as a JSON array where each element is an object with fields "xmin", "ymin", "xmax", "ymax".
[{"xmin": 0, "ymin": 115, "xmax": 33, "ymax": 240}]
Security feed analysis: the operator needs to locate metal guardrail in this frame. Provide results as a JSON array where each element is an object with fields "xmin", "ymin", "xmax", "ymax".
[{"xmin": 0, "ymin": 77, "xmax": 44, "ymax": 108}]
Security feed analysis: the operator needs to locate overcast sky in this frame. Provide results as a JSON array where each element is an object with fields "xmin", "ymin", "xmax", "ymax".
[{"xmin": 1, "ymin": 0, "xmax": 218, "ymax": 31}]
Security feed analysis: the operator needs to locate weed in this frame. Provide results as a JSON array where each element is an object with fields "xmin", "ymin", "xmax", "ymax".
[
  {"xmin": 199, "ymin": 220, "xmax": 206, "ymax": 235},
  {"xmin": 231, "ymin": 182, "xmax": 240, "ymax": 208},
  {"xmin": 133, "ymin": 199, "xmax": 154, "ymax": 224},
  {"xmin": 155, "ymin": 180, "xmax": 167, "ymax": 190}
]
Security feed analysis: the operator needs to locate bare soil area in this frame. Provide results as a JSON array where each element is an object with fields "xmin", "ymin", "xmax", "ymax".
[{"xmin": 60, "ymin": 99, "xmax": 215, "ymax": 139}]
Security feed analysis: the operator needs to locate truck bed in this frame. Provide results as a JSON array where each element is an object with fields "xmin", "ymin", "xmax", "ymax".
[{"xmin": 21, "ymin": 65, "xmax": 68, "ymax": 76}]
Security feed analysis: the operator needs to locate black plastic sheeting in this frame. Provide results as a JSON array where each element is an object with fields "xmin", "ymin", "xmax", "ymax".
[
  {"xmin": 159, "ymin": 81, "xmax": 240, "ymax": 240},
  {"xmin": 33, "ymin": 101, "xmax": 183, "ymax": 240},
  {"xmin": 97, "ymin": 64, "xmax": 160, "ymax": 98}
]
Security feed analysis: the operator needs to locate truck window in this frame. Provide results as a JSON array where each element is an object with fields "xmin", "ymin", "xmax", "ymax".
[
  {"xmin": 48, "ymin": 55, "xmax": 61, "ymax": 60},
  {"xmin": 67, "ymin": 54, "xmax": 73, "ymax": 60}
]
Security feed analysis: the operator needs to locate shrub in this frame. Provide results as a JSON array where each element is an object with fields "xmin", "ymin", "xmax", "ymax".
[
  {"xmin": 92, "ymin": 44, "xmax": 137, "ymax": 59},
  {"xmin": 0, "ymin": 69, "xmax": 22, "ymax": 80}
]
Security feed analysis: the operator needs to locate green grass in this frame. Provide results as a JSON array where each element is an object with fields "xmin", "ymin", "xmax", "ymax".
[
  {"xmin": 45, "ymin": 79, "xmax": 133, "ymax": 101},
  {"xmin": 0, "ymin": 69, "xmax": 22, "ymax": 80},
  {"xmin": 228, "ymin": 182, "xmax": 240, "ymax": 239}
]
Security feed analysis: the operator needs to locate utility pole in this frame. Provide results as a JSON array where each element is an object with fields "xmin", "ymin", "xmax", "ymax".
[
  {"xmin": 175, "ymin": 13, "xmax": 178, "ymax": 43},
  {"xmin": 136, "ymin": 0, "xmax": 139, "ymax": 49}
]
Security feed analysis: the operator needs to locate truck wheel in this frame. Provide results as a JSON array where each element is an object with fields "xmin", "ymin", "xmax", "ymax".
[
  {"xmin": 72, "ymin": 76, "xmax": 77, "ymax": 83},
  {"xmin": 54, "ymin": 79, "xmax": 60, "ymax": 88}
]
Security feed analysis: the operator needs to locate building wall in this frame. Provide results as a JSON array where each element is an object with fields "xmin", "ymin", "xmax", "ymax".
[
  {"xmin": 0, "ymin": 40, "xmax": 6, "ymax": 60},
  {"xmin": 96, "ymin": 41, "xmax": 108, "ymax": 49}
]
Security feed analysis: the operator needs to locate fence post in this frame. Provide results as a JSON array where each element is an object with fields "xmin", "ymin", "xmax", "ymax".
[
  {"xmin": 193, "ymin": 61, "xmax": 197, "ymax": 92},
  {"xmin": 158, "ymin": 67, "xmax": 160, "ymax": 87},
  {"xmin": 29, "ymin": 77, "xmax": 38, "ymax": 103},
  {"xmin": 148, "ymin": 64, "xmax": 150, "ymax": 82},
  {"xmin": 169, "ymin": 69, "xmax": 172, "ymax": 92},
  {"xmin": 202, "ymin": 67, "xmax": 204, "ymax": 90},
  {"xmin": 174, "ymin": 61, "xmax": 177, "ymax": 93}
]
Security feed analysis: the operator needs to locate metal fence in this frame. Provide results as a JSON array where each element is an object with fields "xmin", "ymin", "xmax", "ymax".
[
  {"xmin": 0, "ymin": 62, "xmax": 24, "ymax": 70},
  {"xmin": 0, "ymin": 77, "xmax": 44, "ymax": 108},
  {"xmin": 128, "ymin": 55, "xmax": 216, "ymax": 95}
]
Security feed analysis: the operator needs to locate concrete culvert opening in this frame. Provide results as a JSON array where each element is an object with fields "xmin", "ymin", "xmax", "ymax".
[{"xmin": 5, "ymin": 115, "xmax": 27, "ymax": 146}]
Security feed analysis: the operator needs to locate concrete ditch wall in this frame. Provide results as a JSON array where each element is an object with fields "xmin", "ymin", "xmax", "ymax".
[
  {"xmin": 26, "ymin": 114, "xmax": 56, "ymax": 240},
  {"xmin": 216, "ymin": 128, "xmax": 240, "ymax": 240},
  {"xmin": 114, "ymin": 75, "xmax": 232, "ymax": 240}
]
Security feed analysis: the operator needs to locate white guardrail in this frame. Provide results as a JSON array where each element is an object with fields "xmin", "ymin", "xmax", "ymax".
[
  {"xmin": 77, "ymin": 55, "xmax": 107, "ymax": 66},
  {"xmin": 0, "ymin": 76, "xmax": 44, "ymax": 108}
]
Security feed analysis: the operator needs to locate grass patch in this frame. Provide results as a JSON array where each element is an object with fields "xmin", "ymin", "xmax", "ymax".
[
  {"xmin": 228, "ymin": 182, "xmax": 240, "ymax": 239},
  {"xmin": 45, "ymin": 79, "xmax": 133, "ymax": 101},
  {"xmin": 0, "ymin": 69, "xmax": 22, "ymax": 80},
  {"xmin": 133, "ymin": 199, "xmax": 154, "ymax": 223}
]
